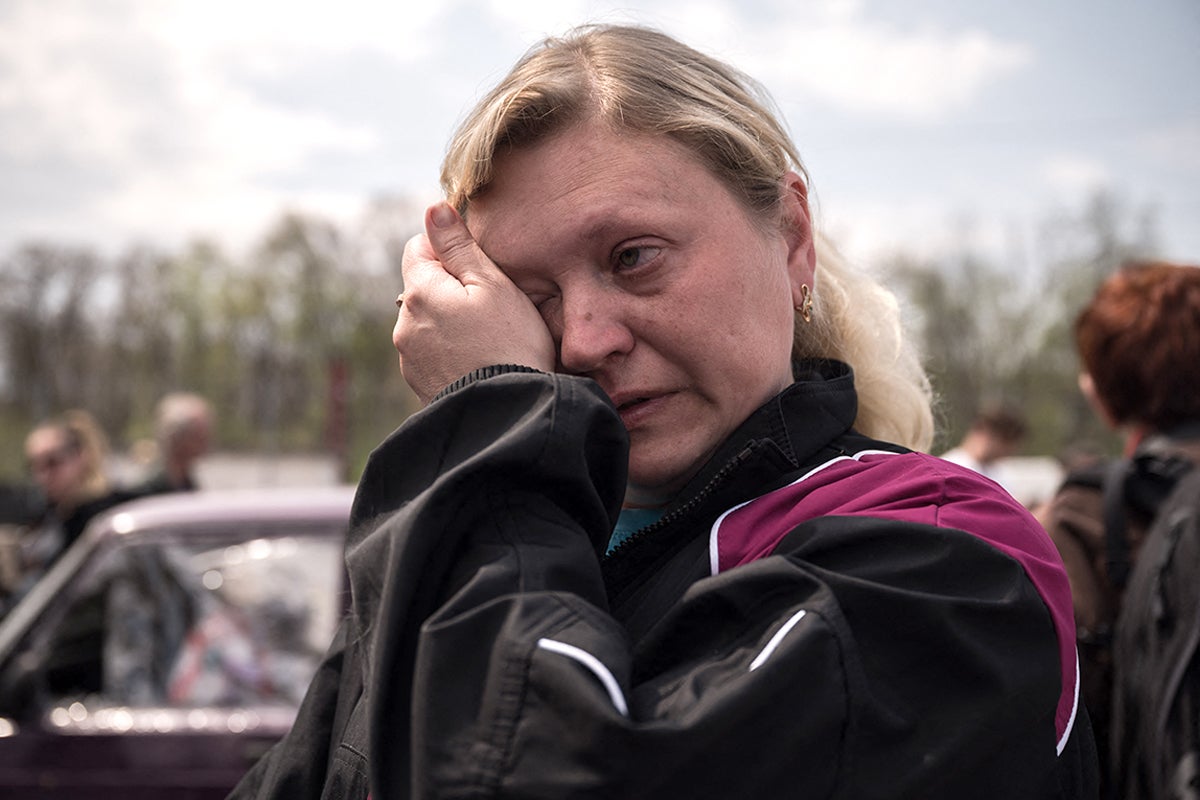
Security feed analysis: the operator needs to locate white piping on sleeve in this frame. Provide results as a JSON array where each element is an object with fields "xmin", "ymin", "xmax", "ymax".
[
  {"xmin": 749, "ymin": 609, "xmax": 808, "ymax": 671},
  {"xmin": 709, "ymin": 449, "xmax": 903, "ymax": 576},
  {"xmin": 710, "ymin": 499, "xmax": 753, "ymax": 576},
  {"xmin": 1056, "ymin": 649, "xmax": 1081, "ymax": 756},
  {"xmin": 536, "ymin": 638, "xmax": 629, "ymax": 717}
]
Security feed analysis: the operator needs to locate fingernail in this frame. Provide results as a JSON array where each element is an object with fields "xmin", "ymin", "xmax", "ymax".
[{"xmin": 431, "ymin": 203, "xmax": 456, "ymax": 228}]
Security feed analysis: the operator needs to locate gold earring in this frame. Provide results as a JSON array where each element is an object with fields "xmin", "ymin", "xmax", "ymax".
[{"xmin": 796, "ymin": 284, "xmax": 813, "ymax": 324}]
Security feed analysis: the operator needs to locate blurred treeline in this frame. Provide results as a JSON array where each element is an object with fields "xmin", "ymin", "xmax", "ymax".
[
  {"xmin": 891, "ymin": 190, "xmax": 1157, "ymax": 456},
  {"xmin": 0, "ymin": 189, "xmax": 1157, "ymax": 483},
  {"xmin": 0, "ymin": 196, "xmax": 425, "ymax": 484}
]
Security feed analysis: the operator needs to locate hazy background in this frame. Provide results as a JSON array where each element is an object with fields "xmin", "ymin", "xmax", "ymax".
[{"xmin": 3, "ymin": 0, "xmax": 1197, "ymax": 265}]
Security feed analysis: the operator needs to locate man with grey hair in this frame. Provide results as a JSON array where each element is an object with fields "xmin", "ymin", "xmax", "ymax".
[{"xmin": 135, "ymin": 392, "xmax": 213, "ymax": 494}]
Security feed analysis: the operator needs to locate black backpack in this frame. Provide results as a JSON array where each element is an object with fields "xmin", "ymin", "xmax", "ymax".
[{"xmin": 1109, "ymin": 457, "xmax": 1200, "ymax": 800}]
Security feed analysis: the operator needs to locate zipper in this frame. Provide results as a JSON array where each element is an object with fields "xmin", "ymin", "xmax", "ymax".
[{"xmin": 602, "ymin": 443, "xmax": 762, "ymax": 600}]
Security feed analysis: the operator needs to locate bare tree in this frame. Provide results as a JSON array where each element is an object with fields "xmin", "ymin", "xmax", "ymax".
[{"xmin": 886, "ymin": 189, "xmax": 1160, "ymax": 455}]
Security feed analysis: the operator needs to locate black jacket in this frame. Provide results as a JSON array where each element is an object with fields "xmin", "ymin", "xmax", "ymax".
[{"xmin": 231, "ymin": 360, "xmax": 1097, "ymax": 799}]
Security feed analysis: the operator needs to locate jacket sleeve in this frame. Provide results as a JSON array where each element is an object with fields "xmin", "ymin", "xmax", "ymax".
[
  {"xmin": 343, "ymin": 369, "xmax": 627, "ymax": 798},
  {"xmin": 228, "ymin": 619, "xmax": 361, "ymax": 799},
  {"xmin": 347, "ymin": 370, "xmax": 1089, "ymax": 799}
]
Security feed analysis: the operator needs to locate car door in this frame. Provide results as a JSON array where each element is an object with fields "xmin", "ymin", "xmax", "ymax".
[{"xmin": 0, "ymin": 510, "xmax": 346, "ymax": 799}]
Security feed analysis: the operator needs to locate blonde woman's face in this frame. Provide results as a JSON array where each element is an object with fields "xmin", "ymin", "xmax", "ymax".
[
  {"xmin": 25, "ymin": 428, "xmax": 86, "ymax": 505},
  {"xmin": 468, "ymin": 123, "xmax": 813, "ymax": 506}
]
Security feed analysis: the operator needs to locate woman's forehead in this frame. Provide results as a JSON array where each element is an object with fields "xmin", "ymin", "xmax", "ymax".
[
  {"xmin": 487, "ymin": 124, "xmax": 702, "ymax": 193},
  {"xmin": 26, "ymin": 426, "xmax": 67, "ymax": 453},
  {"xmin": 468, "ymin": 128, "xmax": 732, "ymax": 245}
]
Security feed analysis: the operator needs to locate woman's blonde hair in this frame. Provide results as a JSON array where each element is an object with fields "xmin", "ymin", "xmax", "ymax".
[
  {"xmin": 64, "ymin": 409, "xmax": 111, "ymax": 500},
  {"xmin": 442, "ymin": 23, "xmax": 933, "ymax": 451}
]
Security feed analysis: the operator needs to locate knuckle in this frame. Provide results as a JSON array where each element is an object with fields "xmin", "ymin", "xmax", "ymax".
[{"xmin": 435, "ymin": 233, "xmax": 479, "ymax": 265}]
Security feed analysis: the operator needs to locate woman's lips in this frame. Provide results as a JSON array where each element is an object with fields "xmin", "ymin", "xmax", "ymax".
[{"xmin": 614, "ymin": 392, "xmax": 672, "ymax": 429}]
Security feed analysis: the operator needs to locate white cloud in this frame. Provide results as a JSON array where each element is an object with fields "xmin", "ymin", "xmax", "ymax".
[
  {"xmin": 1, "ymin": 0, "xmax": 1188, "ymax": 263},
  {"xmin": 96, "ymin": 166, "xmax": 280, "ymax": 247},
  {"xmin": 425, "ymin": 0, "xmax": 1035, "ymax": 121},
  {"xmin": 482, "ymin": 0, "xmax": 611, "ymax": 35},
  {"xmin": 0, "ymin": 0, "xmax": 395, "ymax": 252},
  {"xmin": 648, "ymin": 1, "xmax": 1033, "ymax": 120},
  {"xmin": 0, "ymin": 0, "xmax": 386, "ymax": 167},
  {"xmin": 817, "ymin": 195, "xmax": 962, "ymax": 264},
  {"xmin": 761, "ymin": 25, "xmax": 1031, "ymax": 119},
  {"xmin": 1141, "ymin": 119, "xmax": 1200, "ymax": 171},
  {"xmin": 1040, "ymin": 155, "xmax": 1111, "ymax": 196},
  {"xmin": 0, "ymin": 4, "xmax": 143, "ymax": 162},
  {"xmin": 147, "ymin": 0, "xmax": 444, "ymax": 64}
]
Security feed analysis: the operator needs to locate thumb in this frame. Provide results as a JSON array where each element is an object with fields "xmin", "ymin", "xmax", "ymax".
[{"xmin": 424, "ymin": 202, "xmax": 497, "ymax": 287}]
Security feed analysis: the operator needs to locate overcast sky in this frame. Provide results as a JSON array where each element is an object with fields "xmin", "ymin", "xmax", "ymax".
[{"xmin": 2, "ymin": 0, "xmax": 1197, "ymax": 268}]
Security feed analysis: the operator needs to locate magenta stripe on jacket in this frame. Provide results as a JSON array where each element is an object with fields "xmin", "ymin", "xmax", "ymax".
[{"xmin": 708, "ymin": 450, "xmax": 1079, "ymax": 752}]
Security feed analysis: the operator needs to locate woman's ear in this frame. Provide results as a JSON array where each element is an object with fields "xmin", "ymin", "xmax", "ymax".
[{"xmin": 780, "ymin": 171, "xmax": 817, "ymax": 304}]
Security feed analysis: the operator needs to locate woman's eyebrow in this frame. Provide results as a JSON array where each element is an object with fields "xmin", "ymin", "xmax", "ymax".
[{"xmin": 574, "ymin": 206, "xmax": 654, "ymax": 246}]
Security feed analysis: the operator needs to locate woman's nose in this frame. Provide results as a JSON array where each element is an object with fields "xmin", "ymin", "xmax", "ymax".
[{"xmin": 556, "ymin": 292, "xmax": 635, "ymax": 375}]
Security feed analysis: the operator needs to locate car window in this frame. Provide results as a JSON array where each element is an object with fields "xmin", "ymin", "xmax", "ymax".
[{"xmin": 7, "ymin": 526, "xmax": 342, "ymax": 718}]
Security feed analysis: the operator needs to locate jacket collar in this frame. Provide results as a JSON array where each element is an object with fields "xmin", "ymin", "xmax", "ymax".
[
  {"xmin": 602, "ymin": 359, "xmax": 861, "ymax": 606},
  {"xmin": 664, "ymin": 358, "xmax": 859, "ymax": 514}
]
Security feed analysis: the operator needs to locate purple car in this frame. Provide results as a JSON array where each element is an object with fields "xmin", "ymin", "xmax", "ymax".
[{"xmin": 0, "ymin": 486, "xmax": 354, "ymax": 799}]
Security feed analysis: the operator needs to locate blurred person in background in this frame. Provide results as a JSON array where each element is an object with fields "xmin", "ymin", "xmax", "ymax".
[
  {"xmin": 232, "ymin": 23, "xmax": 1095, "ymax": 799},
  {"xmin": 1036, "ymin": 259, "xmax": 1200, "ymax": 797},
  {"xmin": 0, "ymin": 410, "xmax": 133, "ymax": 615},
  {"xmin": 939, "ymin": 403, "xmax": 1029, "ymax": 489},
  {"xmin": 134, "ymin": 391, "xmax": 214, "ymax": 495}
]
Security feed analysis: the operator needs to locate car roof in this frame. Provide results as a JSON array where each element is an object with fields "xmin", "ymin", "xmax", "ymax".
[{"xmin": 91, "ymin": 485, "xmax": 358, "ymax": 537}]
